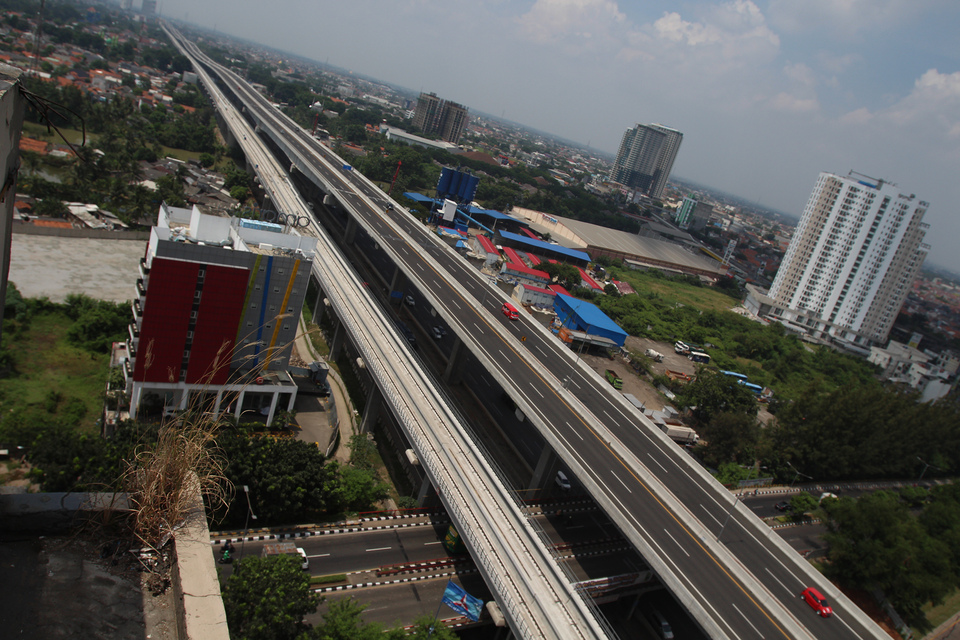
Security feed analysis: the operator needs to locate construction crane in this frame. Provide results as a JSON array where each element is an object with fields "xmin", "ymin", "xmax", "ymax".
[{"xmin": 388, "ymin": 160, "xmax": 402, "ymax": 195}]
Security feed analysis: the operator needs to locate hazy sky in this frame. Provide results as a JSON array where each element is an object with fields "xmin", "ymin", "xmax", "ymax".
[{"xmin": 159, "ymin": 0, "xmax": 960, "ymax": 272}]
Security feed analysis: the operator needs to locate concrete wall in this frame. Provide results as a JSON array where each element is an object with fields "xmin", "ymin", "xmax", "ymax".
[
  {"xmin": 171, "ymin": 480, "xmax": 230, "ymax": 640},
  {"xmin": 11, "ymin": 220, "xmax": 150, "ymax": 241}
]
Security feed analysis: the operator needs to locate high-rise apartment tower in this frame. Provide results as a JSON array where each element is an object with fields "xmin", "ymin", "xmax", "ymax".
[
  {"xmin": 611, "ymin": 123, "xmax": 682, "ymax": 199},
  {"xmin": 412, "ymin": 92, "xmax": 468, "ymax": 144},
  {"xmin": 766, "ymin": 171, "xmax": 930, "ymax": 347}
]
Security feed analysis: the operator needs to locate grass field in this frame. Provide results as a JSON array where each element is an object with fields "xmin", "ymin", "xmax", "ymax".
[
  {"xmin": 613, "ymin": 268, "xmax": 740, "ymax": 313},
  {"xmin": 923, "ymin": 589, "xmax": 960, "ymax": 633},
  {"xmin": 1, "ymin": 312, "xmax": 109, "ymax": 433},
  {"xmin": 20, "ymin": 122, "xmax": 202, "ymax": 163}
]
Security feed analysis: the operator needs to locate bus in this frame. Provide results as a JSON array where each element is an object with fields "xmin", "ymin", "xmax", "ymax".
[
  {"xmin": 720, "ymin": 370, "xmax": 749, "ymax": 382},
  {"xmin": 688, "ymin": 351, "xmax": 711, "ymax": 364},
  {"xmin": 739, "ymin": 381, "xmax": 763, "ymax": 396}
]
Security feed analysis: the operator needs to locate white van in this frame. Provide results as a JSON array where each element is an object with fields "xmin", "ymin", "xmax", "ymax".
[{"xmin": 555, "ymin": 471, "xmax": 571, "ymax": 491}]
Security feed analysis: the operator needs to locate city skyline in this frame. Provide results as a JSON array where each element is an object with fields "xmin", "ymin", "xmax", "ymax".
[{"xmin": 159, "ymin": 1, "xmax": 959, "ymax": 271}]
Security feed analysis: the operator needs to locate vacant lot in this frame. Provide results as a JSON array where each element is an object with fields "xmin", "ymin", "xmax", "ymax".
[{"xmin": 1, "ymin": 312, "xmax": 109, "ymax": 433}]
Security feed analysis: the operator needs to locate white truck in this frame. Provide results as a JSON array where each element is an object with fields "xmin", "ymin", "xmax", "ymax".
[
  {"xmin": 261, "ymin": 541, "xmax": 309, "ymax": 570},
  {"xmin": 644, "ymin": 348, "xmax": 664, "ymax": 362},
  {"xmin": 659, "ymin": 422, "xmax": 699, "ymax": 445}
]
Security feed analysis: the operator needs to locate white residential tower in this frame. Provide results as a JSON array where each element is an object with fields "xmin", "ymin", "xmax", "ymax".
[{"xmin": 762, "ymin": 171, "xmax": 930, "ymax": 348}]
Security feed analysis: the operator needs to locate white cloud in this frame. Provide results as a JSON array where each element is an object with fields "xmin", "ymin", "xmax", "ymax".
[
  {"xmin": 767, "ymin": 0, "xmax": 923, "ymax": 37},
  {"xmin": 619, "ymin": 0, "xmax": 779, "ymax": 73},
  {"xmin": 815, "ymin": 51, "xmax": 861, "ymax": 75},
  {"xmin": 838, "ymin": 107, "xmax": 873, "ymax": 125},
  {"xmin": 769, "ymin": 92, "xmax": 819, "ymax": 113},
  {"xmin": 784, "ymin": 62, "xmax": 816, "ymax": 88},
  {"xmin": 884, "ymin": 69, "xmax": 960, "ymax": 134},
  {"xmin": 517, "ymin": 0, "xmax": 627, "ymax": 46}
]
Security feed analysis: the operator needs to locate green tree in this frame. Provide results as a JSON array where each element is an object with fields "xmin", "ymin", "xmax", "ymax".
[
  {"xmin": 312, "ymin": 599, "xmax": 384, "ymax": 640},
  {"xmin": 223, "ymin": 555, "xmax": 320, "ymax": 640},
  {"xmin": 695, "ymin": 411, "xmax": 759, "ymax": 467},
  {"xmin": 789, "ymin": 492, "xmax": 819, "ymax": 515},
  {"xmin": 33, "ymin": 197, "xmax": 68, "ymax": 218},
  {"xmin": 824, "ymin": 492, "xmax": 955, "ymax": 629},
  {"xmin": 677, "ymin": 369, "xmax": 758, "ymax": 425},
  {"xmin": 539, "ymin": 262, "xmax": 580, "ymax": 289}
]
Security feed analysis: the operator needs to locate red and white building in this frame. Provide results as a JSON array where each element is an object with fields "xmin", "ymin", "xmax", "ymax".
[{"xmin": 124, "ymin": 204, "xmax": 317, "ymax": 423}]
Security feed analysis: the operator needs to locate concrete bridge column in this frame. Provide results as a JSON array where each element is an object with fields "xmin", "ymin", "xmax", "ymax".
[
  {"xmin": 416, "ymin": 474, "xmax": 436, "ymax": 505},
  {"xmin": 344, "ymin": 216, "xmax": 358, "ymax": 244},
  {"xmin": 329, "ymin": 321, "xmax": 345, "ymax": 361},
  {"xmin": 359, "ymin": 386, "xmax": 382, "ymax": 434},
  {"xmin": 443, "ymin": 337, "xmax": 467, "ymax": 384},
  {"xmin": 530, "ymin": 447, "xmax": 562, "ymax": 496},
  {"xmin": 310, "ymin": 284, "xmax": 325, "ymax": 324}
]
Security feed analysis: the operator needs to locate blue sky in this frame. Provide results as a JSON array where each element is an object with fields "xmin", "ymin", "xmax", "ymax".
[{"xmin": 158, "ymin": 0, "xmax": 960, "ymax": 272}]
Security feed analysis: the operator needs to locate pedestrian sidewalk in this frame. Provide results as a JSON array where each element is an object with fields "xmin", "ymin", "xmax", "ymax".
[{"xmin": 294, "ymin": 315, "xmax": 357, "ymax": 465}]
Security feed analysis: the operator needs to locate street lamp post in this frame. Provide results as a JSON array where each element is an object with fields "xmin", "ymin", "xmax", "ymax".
[
  {"xmin": 239, "ymin": 485, "xmax": 257, "ymax": 561},
  {"xmin": 787, "ymin": 461, "xmax": 811, "ymax": 490},
  {"xmin": 917, "ymin": 456, "xmax": 940, "ymax": 484}
]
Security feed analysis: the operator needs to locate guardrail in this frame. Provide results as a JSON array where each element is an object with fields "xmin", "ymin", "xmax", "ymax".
[{"xmin": 166, "ymin": 24, "xmax": 609, "ymax": 640}]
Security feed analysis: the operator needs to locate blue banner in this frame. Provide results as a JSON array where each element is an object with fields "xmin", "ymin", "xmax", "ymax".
[{"xmin": 441, "ymin": 580, "xmax": 483, "ymax": 622}]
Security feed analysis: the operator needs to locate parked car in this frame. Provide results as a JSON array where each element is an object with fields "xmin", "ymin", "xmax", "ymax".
[
  {"xmin": 646, "ymin": 609, "xmax": 674, "ymax": 639},
  {"xmin": 801, "ymin": 587, "xmax": 832, "ymax": 617}
]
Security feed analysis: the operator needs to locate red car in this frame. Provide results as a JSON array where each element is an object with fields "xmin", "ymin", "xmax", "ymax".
[{"xmin": 801, "ymin": 587, "xmax": 832, "ymax": 617}]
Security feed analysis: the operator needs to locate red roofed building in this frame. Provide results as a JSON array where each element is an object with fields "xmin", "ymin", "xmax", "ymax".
[
  {"xmin": 500, "ymin": 261, "xmax": 550, "ymax": 286},
  {"xmin": 577, "ymin": 266, "xmax": 603, "ymax": 290}
]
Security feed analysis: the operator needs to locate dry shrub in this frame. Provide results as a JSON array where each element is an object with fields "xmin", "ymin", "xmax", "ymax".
[{"xmin": 123, "ymin": 415, "xmax": 229, "ymax": 550}]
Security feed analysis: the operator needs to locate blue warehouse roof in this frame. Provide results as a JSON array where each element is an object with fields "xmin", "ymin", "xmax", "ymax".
[
  {"xmin": 498, "ymin": 230, "xmax": 592, "ymax": 263},
  {"xmin": 556, "ymin": 294, "xmax": 628, "ymax": 340}
]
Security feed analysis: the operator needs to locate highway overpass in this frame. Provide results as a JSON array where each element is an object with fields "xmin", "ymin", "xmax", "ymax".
[{"xmin": 168, "ymin": 23, "xmax": 888, "ymax": 640}]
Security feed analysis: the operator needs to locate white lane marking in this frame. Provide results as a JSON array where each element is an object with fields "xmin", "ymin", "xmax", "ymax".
[
  {"xmin": 764, "ymin": 567, "xmax": 793, "ymax": 597},
  {"xmin": 424, "ymin": 541, "xmax": 441, "ymax": 546},
  {"xmin": 449, "ymin": 299, "xmax": 460, "ymax": 309},
  {"xmin": 833, "ymin": 612, "xmax": 866, "ymax": 640},
  {"xmin": 547, "ymin": 426, "xmax": 742, "ymax": 640},
  {"xmin": 663, "ymin": 528, "xmax": 690, "ymax": 557},
  {"xmin": 530, "ymin": 384, "xmax": 544, "ymax": 398},
  {"xmin": 731, "ymin": 603, "xmax": 764, "ymax": 638},
  {"xmin": 473, "ymin": 323, "xmax": 483, "ymax": 333},
  {"xmin": 480, "ymin": 375, "xmax": 491, "ymax": 386},
  {"xmin": 609, "ymin": 470, "xmax": 633, "ymax": 493},
  {"xmin": 565, "ymin": 421, "xmax": 583, "ymax": 441},
  {"xmin": 498, "ymin": 349, "xmax": 508, "ymax": 360},
  {"xmin": 603, "ymin": 410, "xmax": 616, "ymax": 423},
  {"xmin": 308, "ymin": 553, "xmax": 330, "ymax": 558},
  {"xmin": 700, "ymin": 504, "xmax": 722, "ymax": 527},
  {"xmin": 366, "ymin": 547, "xmax": 391, "ymax": 552},
  {"xmin": 647, "ymin": 453, "xmax": 669, "ymax": 474}
]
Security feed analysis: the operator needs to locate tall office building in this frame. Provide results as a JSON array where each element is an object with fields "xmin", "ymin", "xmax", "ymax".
[
  {"xmin": 611, "ymin": 123, "xmax": 683, "ymax": 199},
  {"xmin": 412, "ymin": 92, "xmax": 469, "ymax": 144},
  {"xmin": 125, "ymin": 203, "xmax": 316, "ymax": 422},
  {"xmin": 141, "ymin": 0, "xmax": 156, "ymax": 16},
  {"xmin": 764, "ymin": 171, "xmax": 930, "ymax": 347}
]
